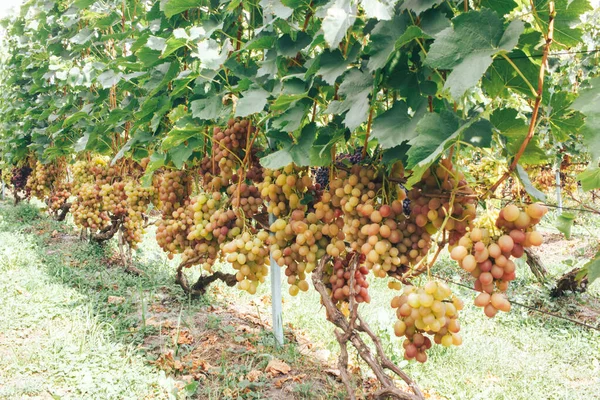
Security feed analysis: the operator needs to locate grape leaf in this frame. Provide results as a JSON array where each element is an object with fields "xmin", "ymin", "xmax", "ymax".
[
  {"xmin": 235, "ymin": 87, "xmax": 270, "ymax": 117},
  {"xmin": 555, "ymin": 212, "xmax": 576, "ymax": 239},
  {"xmin": 191, "ymin": 97, "xmax": 228, "ymax": 121},
  {"xmin": 260, "ymin": 0, "xmax": 294, "ymax": 20},
  {"xmin": 483, "ymin": 50, "xmax": 539, "ymax": 98},
  {"xmin": 491, "ymin": 108, "xmax": 547, "ymax": 165},
  {"xmin": 367, "ymin": 16, "xmax": 408, "ymax": 72},
  {"xmin": 425, "ymin": 10, "xmax": 524, "ymax": 99},
  {"xmin": 316, "ymin": 0, "xmax": 358, "ymax": 49},
  {"xmin": 571, "ymin": 77, "xmax": 600, "ymax": 161},
  {"xmin": 325, "ymin": 69, "xmax": 373, "ymax": 131},
  {"xmin": 583, "ymin": 253, "xmax": 600, "ymax": 284},
  {"xmin": 193, "ymin": 39, "xmax": 232, "ymax": 70},
  {"xmin": 516, "ymin": 164, "xmax": 547, "ymax": 201},
  {"xmin": 577, "ymin": 166, "xmax": 600, "ymax": 192},
  {"xmin": 360, "ymin": 0, "xmax": 395, "ymax": 20},
  {"xmin": 163, "ymin": 0, "xmax": 202, "ymax": 18},
  {"xmin": 314, "ymin": 44, "xmax": 360, "ymax": 85},
  {"xmin": 533, "ymin": 0, "xmax": 592, "ymax": 47},
  {"xmin": 400, "ymin": 0, "xmax": 443, "ymax": 15},
  {"xmin": 461, "ymin": 119, "xmax": 493, "ymax": 148},
  {"xmin": 261, "ymin": 123, "xmax": 317, "ymax": 169},
  {"xmin": 480, "ymin": 0, "xmax": 517, "ymax": 16},
  {"xmin": 370, "ymin": 101, "xmax": 417, "ymax": 149}
]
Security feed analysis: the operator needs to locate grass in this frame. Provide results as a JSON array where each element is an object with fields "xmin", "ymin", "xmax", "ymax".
[
  {"xmin": 0, "ymin": 200, "xmax": 599, "ymax": 399},
  {"xmin": 0, "ymin": 202, "xmax": 347, "ymax": 400}
]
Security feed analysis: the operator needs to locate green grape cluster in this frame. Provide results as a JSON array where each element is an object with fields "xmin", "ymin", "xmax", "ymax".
[{"xmin": 391, "ymin": 281, "xmax": 463, "ymax": 363}]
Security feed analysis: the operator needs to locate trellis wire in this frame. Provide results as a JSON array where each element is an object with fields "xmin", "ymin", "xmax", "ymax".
[{"xmin": 431, "ymin": 274, "xmax": 600, "ymax": 332}]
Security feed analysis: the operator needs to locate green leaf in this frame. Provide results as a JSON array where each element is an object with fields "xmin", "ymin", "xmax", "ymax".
[
  {"xmin": 546, "ymin": 92, "xmax": 585, "ymax": 142},
  {"xmin": 571, "ymin": 77, "xmax": 600, "ymax": 161},
  {"xmin": 367, "ymin": 16, "xmax": 408, "ymax": 72},
  {"xmin": 271, "ymin": 102, "xmax": 309, "ymax": 132},
  {"xmin": 277, "ymin": 32, "xmax": 311, "ymax": 57},
  {"xmin": 480, "ymin": 0, "xmax": 517, "ymax": 15},
  {"xmin": 191, "ymin": 96, "xmax": 228, "ymax": 121},
  {"xmin": 533, "ymin": 0, "xmax": 592, "ymax": 47},
  {"xmin": 406, "ymin": 110, "xmax": 459, "ymax": 170},
  {"xmin": 400, "ymin": 0, "xmax": 443, "ymax": 14},
  {"xmin": 361, "ymin": 0, "xmax": 395, "ymax": 20},
  {"xmin": 168, "ymin": 138, "xmax": 200, "ymax": 169},
  {"xmin": 63, "ymin": 111, "xmax": 89, "ymax": 128},
  {"xmin": 141, "ymin": 153, "xmax": 166, "ymax": 186},
  {"xmin": 577, "ymin": 166, "xmax": 600, "ymax": 191},
  {"xmin": 162, "ymin": 126, "xmax": 201, "ymax": 151},
  {"xmin": 420, "ymin": 9, "xmax": 451, "ymax": 37},
  {"xmin": 235, "ymin": 87, "xmax": 270, "ymax": 117},
  {"xmin": 516, "ymin": 164, "xmax": 547, "ymax": 201},
  {"xmin": 261, "ymin": 123, "xmax": 318, "ymax": 169},
  {"xmin": 555, "ymin": 212, "xmax": 576, "ymax": 239},
  {"xmin": 260, "ymin": 0, "xmax": 294, "ymax": 19},
  {"xmin": 483, "ymin": 50, "xmax": 539, "ymax": 98},
  {"xmin": 314, "ymin": 44, "xmax": 360, "ymax": 85},
  {"xmin": 163, "ymin": 0, "xmax": 202, "ymax": 18},
  {"xmin": 317, "ymin": 0, "xmax": 358, "ymax": 49},
  {"xmin": 97, "ymin": 70, "xmax": 123, "ymax": 89},
  {"xmin": 461, "ymin": 119, "xmax": 493, "ymax": 148},
  {"xmin": 426, "ymin": 10, "xmax": 524, "ymax": 99},
  {"xmin": 491, "ymin": 108, "xmax": 547, "ymax": 165},
  {"xmin": 405, "ymin": 112, "xmax": 481, "ymax": 187},
  {"xmin": 194, "ymin": 39, "xmax": 232, "ymax": 70},
  {"xmin": 583, "ymin": 253, "xmax": 600, "ymax": 284},
  {"xmin": 325, "ymin": 69, "xmax": 373, "ymax": 131},
  {"xmin": 162, "ymin": 37, "xmax": 188, "ymax": 58},
  {"xmin": 370, "ymin": 101, "xmax": 418, "ymax": 149}
]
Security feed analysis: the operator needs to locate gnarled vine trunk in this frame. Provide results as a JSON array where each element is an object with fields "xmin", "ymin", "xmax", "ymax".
[
  {"xmin": 312, "ymin": 255, "xmax": 424, "ymax": 400},
  {"xmin": 175, "ymin": 256, "xmax": 237, "ymax": 298}
]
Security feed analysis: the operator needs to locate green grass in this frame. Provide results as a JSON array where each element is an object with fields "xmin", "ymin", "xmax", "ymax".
[
  {"xmin": 0, "ymin": 202, "xmax": 175, "ymax": 399},
  {"xmin": 1, "ymin": 200, "xmax": 599, "ymax": 400},
  {"xmin": 0, "ymin": 202, "xmax": 348, "ymax": 400}
]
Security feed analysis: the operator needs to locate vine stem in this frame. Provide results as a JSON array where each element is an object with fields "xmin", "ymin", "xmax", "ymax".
[
  {"xmin": 488, "ymin": 1, "xmax": 555, "ymax": 195},
  {"xmin": 363, "ymin": 107, "xmax": 373, "ymax": 159},
  {"xmin": 499, "ymin": 53, "xmax": 538, "ymax": 97}
]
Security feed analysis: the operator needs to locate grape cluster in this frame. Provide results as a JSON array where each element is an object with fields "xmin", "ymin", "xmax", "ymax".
[
  {"xmin": 227, "ymin": 180, "xmax": 262, "ymax": 218},
  {"xmin": 48, "ymin": 182, "xmax": 72, "ymax": 214},
  {"xmin": 10, "ymin": 165, "xmax": 32, "ymax": 193},
  {"xmin": 391, "ymin": 281, "xmax": 463, "ymax": 363},
  {"xmin": 71, "ymin": 183, "xmax": 110, "ymax": 230},
  {"xmin": 155, "ymin": 171, "xmax": 194, "ymax": 259},
  {"xmin": 270, "ymin": 209, "xmax": 327, "ymax": 295},
  {"xmin": 407, "ymin": 158, "xmax": 477, "ymax": 246},
  {"xmin": 26, "ymin": 160, "xmax": 68, "ymax": 200},
  {"xmin": 222, "ymin": 230, "xmax": 270, "ymax": 294},
  {"xmin": 322, "ymin": 252, "xmax": 370, "ymax": 306},
  {"xmin": 450, "ymin": 203, "xmax": 548, "ymax": 317},
  {"xmin": 200, "ymin": 118, "xmax": 252, "ymax": 190}
]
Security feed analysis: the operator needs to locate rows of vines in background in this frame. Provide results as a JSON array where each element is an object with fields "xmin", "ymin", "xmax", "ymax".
[{"xmin": 0, "ymin": 0, "xmax": 599, "ymax": 397}]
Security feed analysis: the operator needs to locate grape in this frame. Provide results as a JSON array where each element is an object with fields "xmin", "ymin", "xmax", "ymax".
[
  {"xmin": 451, "ymin": 203, "xmax": 548, "ymax": 318},
  {"xmin": 391, "ymin": 281, "xmax": 463, "ymax": 362}
]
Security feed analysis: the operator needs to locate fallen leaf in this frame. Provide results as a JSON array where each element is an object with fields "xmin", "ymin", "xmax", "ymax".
[
  {"xmin": 172, "ymin": 330, "xmax": 194, "ymax": 345},
  {"xmin": 150, "ymin": 303, "xmax": 168, "ymax": 313},
  {"xmin": 265, "ymin": 359, "xmax": 291, "ymax": 376},
  {"xmin": 246, "ymin": 369, "xmax": 262, "ymax": 382},
  {"xmin": 107, "ymin": 296, "xmax": 125, "ymax": 304}
]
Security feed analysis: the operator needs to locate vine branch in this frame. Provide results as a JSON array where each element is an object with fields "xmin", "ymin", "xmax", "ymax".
[{"xmin": 488, "ymin": 1, "xmax": 555, "ymax": 195}]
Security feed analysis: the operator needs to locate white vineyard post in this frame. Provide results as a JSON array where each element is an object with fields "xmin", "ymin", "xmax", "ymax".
[
  {"xmin": 264, "ymin": 110, "xmax": 284, "ymax": 346},
  {"xmin": 269, "ymin": 213, "xmax": 284, "ymax": 347}
]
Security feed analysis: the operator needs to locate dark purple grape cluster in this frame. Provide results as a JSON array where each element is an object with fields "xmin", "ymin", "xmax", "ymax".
[
  {"xmin": 314, "ymin": 166, "xmax": 330, "ymax": 189},
  {"xmin": 11, "ymin": 165, "xmax": 33, "ymax": 191},
  {"xmin": 336, "ymin": 146, "xmax": 365, "ymax": 166},
  {"xmin": 400, "ymin": 184, "xmax": 411, "ymax": 215}
]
